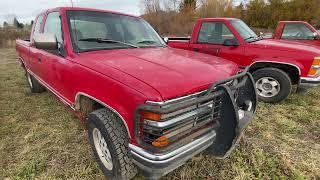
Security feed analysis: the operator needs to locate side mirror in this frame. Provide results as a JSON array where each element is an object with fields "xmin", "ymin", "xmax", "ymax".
[
  {"xmin": 259, "ymin": 32, "xmax": 264, "ymax": 37},
  {"xmin": 33, "ymin": 33, "xmax": 58, "ymax": 50},
  {"xmin": 223, "ymin": 39, "xmax": 239, "ymax": 46},
  {"xmin": 312, "ymin": 32, "xmax": 319, "ymax": 40},
  {"xmin": 163, "ymin": 37, "xmax": 169, "ymax": 43}
]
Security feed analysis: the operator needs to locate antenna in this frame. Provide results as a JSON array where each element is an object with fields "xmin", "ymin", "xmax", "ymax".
[{"xmin": 70, "ymin": 0, "xmax": 74, "ymax": 7}]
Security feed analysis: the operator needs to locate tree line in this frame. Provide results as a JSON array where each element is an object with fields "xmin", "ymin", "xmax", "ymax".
[{"xmin": 141, "ymin": 0, "xmax": 320, "ymax": 36}]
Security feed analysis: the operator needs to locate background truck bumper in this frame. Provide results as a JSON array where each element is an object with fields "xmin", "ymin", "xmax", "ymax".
[{"xmin": 300, "ymin": 76, "xmax": 320, "ymax": 87}]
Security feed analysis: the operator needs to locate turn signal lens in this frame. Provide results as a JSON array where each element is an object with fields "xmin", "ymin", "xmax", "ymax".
[
  {"xmin": 152, "ymin": 136, "xmax": 169, "ymax": 147},
  {"xmin": 308, "ymin": 68, "xmax": 318, "ymax": 76},
  {"xmin": 142, "ymin": 111, "xmax": 161, "ymax": 121},
  {"xmin": 308, "ymin": 58, "xmax": 320, "ymax": 76},
  {"xmin": 313, "ymin": 58, "xmax": 320, "ymax": 66}
]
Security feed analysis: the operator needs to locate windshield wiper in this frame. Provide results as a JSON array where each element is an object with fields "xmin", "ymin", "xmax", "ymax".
[
  {"xmin": 136, "ymin": 40, "xmax": 166, "ymax": 47},
  {"xmin": 78, "ymin": 38, "xmax": 139, "ymax": 48},
  {"xmin": 244, "ymin": 36, "xmax": 261, "ymax": 42},
  {"xmin": 137, "ymin": 40, "xmax": 157, "ymax": 44}
]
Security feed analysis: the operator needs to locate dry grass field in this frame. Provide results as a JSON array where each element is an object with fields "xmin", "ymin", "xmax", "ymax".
[{"xmin": 0, "ymin": 47, "xmax": 319, "ymax": 179}]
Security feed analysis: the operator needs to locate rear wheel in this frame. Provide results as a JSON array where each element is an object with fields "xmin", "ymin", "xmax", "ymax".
[
  {"xmin": 87, "ymin": 109, "xmax": 137, "ymax": 180},
  {"xmin": 252, "ymin": 68, "xmax": 292, "ymax": 103},
  {"xmin": 26, "ymin": 72, "xmax": 45, "ymax": 93}
]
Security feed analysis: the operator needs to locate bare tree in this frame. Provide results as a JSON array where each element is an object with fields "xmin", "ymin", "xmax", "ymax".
[
  {"xmin": 198, "ymin": 0, "xmax": 233, "ymax": 18},
  {"xmin": 141, "ymin": 0, "xmax": 162, "ymax": 14}
]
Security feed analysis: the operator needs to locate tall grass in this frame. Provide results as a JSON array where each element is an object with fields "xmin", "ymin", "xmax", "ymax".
[{"xmin": 0, "ymin": 27, "xmax": 30, "ymax": 48}]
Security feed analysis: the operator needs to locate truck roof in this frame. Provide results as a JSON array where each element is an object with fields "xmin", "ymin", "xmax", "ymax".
[
  {"xmin": 278, "ymin": 21, "xmax": 307, "ymax": 24},
  {"xmin": 199, "ymin": 17, "xmax": 240, "ymax": 21},
  {"xmin": 40, "ymin": 7, "xmax": 139, "ymax": 18}
]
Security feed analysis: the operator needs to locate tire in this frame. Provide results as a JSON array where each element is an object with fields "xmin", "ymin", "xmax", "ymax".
[
  {"xmin": 252, "ymin": 67, "xmax": 292, "ymax": 103},
  {"xmin": 26, "ymin": 72, "xmax": 46, "ymax": 93},
  {"xmin": 87, "ymin": 109, "xmax": 137, "ymax": 180}
]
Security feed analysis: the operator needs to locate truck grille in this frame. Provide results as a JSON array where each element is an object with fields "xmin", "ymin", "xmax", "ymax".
[{"xmin": 134, "ymin": 70, "xmax": 257, "ymax": 153}]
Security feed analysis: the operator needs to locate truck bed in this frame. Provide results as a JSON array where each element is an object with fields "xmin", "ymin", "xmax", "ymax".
[
  {"xmin": 16, "ymin": 39, "xmax": 31, "ymax": 66},
  {"xmin": 167, "ymin": 37, "xmax": 191, "ymax": 50}
]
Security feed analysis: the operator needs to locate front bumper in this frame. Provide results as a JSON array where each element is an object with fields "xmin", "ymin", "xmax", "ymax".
[
  {"xmin": 129, "ymin": 70, "xmax": 257, "ymax": 179},
  {"xmin": 129, "ymin": 131, "xmax": 216, "ymax": 179},
  {"xmin": 300, "ymin": 76, "xmax": 320, "ymax": 87}
]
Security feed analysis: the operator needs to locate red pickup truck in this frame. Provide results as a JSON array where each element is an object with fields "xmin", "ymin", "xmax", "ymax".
[
  {"xmin": 272, "ymin": 21, "xmax": 320, "ymax": 46},
  {"xmin": 167, "ymin": 18, "xmax": 320, "ymax": 103},
  {"xmin": 16, "ymin": 7, "xmax": 257, "ymax": 179}
]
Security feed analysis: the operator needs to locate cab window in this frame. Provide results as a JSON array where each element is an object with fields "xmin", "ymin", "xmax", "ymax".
[
  {"xmin": 44, "ymin": 12, "xmax": 63, "ymax": 44},
  {"xmin": 33, "ymin": 15, "xmax": 43, "ymax": 35},
  {"xmin": 198, "ymin": 22, "xmax": 235, "ymax": 44},
  {"xmin": 281, "ymin": 24, "xmax": 314, "ymax": 40}
]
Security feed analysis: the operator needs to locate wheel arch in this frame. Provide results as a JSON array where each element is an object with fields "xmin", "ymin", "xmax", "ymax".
[
  {"xmin": 18, "ymin": 56, "xmax": 27, "ymax": 69},
  {"xmin": 75, "ymin": 92, "xmax": 131, "ymax": 138},
  {"xmin": 248, "ymin": 61, "xmax": 301, "ymax": 84}
]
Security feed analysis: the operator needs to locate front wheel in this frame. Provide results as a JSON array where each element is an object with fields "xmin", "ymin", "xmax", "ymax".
[
  {"xmin": 87, "ymin": 109, "xmax": 137, "ymax": 180},
  {"xmin": 252, "ymin": 68, "xmax": 292, "ymax": 103}
]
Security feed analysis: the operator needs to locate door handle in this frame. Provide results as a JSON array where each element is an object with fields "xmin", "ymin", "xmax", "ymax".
[
  {"xmin": 38, "ymin": 54, "xmax": 42, "ymax": 63},
  {"xmin": 207, "ymin": 48, "xmax": 220, "ymax": 55},
  {"xmin": 193, "ymin": 48, "xmax": 199, "ymax": 52},
  {"xmin": 215, "ymin": 48, "xmax": 221, "ymax": 55}
]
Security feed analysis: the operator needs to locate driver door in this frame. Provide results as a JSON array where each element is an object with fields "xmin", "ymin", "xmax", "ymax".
[{"xmin": 190, "ymin": 21, "xmax": 244, "ymax": 65}]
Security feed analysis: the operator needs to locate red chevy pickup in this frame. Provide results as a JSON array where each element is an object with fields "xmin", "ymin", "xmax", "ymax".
[
  {"xmin": 16, "ymin": 7, "xmax": 257, "ymax": 179},
  {"xmin": 270, "ymin": 21, "xmax": 320, "ymax": 46},
  {"xmin": 167, "ymin": 18, "xmax": 320, "ymax": 103}
]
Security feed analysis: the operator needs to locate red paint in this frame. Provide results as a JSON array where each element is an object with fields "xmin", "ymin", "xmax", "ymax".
[
  {"xmin": 16, "ymin": 8, "xmax": 239, "ymax": 144},
  {"xmin": 168, "ymin": 18, "xmax": 320, "ymax": 78}
]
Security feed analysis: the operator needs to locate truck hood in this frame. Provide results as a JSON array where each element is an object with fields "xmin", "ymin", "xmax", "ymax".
[
  {"xmin": 252, "ymin": 39, "xmax": 320, "ymax": 54},
  {"xmin": 77, "ymin": 47, "xmax": 239, "ymax": 100},
  {"xmin": 292, "ymin": 39, "xmax": 320, "ymax": 47}
]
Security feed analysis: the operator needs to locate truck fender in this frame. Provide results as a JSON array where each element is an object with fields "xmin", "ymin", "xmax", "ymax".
[
  {"xmin": 249, "ymin": 60, "xmax": 302, "ymax": 75},
  {"xmin": 74, "ymin": 92, "xmax": 131, "ymax": 138}
]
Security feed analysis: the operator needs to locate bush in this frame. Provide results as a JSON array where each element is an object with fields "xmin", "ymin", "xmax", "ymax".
[{"xmin": 0, "ymin": 27, "xmax": 30, "ymax": 48}]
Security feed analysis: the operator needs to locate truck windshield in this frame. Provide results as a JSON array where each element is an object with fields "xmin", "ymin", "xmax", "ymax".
[
  {"xmin": 230, "ymin": 20, "xmax": 260, "ymax": 42},
  {"xmin": 67, "ymin": 10, "xmax": 166, "ymax": 52}
]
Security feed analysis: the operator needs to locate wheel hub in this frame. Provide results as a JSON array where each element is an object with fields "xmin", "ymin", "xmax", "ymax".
[
  {"xmin": 262, "ymin": 83, "xmax": 272, "ymax": 91},
  {"xmin": 256, "ymin": 77, "xmax": 281, "ymax": 98},
  {"xmin": 93, "ymin": 128, "xmax": 113, "ymax": 170}
]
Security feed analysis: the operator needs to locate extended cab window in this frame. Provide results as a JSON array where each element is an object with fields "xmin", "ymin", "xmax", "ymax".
[
  {"xmin": 198, "ymin": 22, "xmax": 235, "ymax": 44},
  {"xmin": 67, "ymin": 10, "xmax": 165, "ymax": 52},
  {"xmin": 281, "ymin": 24, "xmax": 314, "ymax": 40},
  {"xmin": 44, "ymin": 12, "xmax": 63, "ymax": 44},
  {"xmin": 33, "ymin": 15, "xmax": 43, "ymax": 34}
]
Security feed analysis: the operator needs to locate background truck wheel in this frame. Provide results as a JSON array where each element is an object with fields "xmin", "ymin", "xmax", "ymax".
[
  {"xmin": 87, "ymin": 109, "xmax": 137, "ymax": 180},
  {"xmin": 26, "ymin": 72, "xmax": 45, "ymax": 93},
  {"xmin": 252, "ymin": 67, "xmax": 292, "ymax": 103}
]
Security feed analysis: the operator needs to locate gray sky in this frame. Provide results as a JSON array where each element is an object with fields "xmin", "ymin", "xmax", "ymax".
[
  {"xmin": 0, "ymin": 0, "xmax": 142, "ymax": 25},
  {"xmin": 0, "ymin": 0, "xmax": 243, "ymax": 26}
]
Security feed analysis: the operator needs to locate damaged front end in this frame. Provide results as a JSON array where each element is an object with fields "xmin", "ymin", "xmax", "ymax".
[{"xmin": 129, "ymin": 69, "xmax": 257, "ymax": 179}]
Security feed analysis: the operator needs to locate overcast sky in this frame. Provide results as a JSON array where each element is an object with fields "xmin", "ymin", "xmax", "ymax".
[
  {"xmin": 0, "ymin": 0, "xmax": 243, "ymax": 25},
  {"xmin": 0, "ymin": 0, "xmax": 142, "ymax": 25}
]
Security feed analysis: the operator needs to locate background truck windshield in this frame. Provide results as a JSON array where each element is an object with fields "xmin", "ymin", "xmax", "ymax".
[
  {"xmin": 67, "ymin": 10, "xmax": 166, "ymax": 52},
  {"xmin": 230, "ymin": 20, "xmax": 259, "ymax": 42}
]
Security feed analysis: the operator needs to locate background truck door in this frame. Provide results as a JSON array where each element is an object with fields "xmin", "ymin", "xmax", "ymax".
[{"xmin": 190, "ymin": 21, "xmax": 244, "ymax": 65}]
